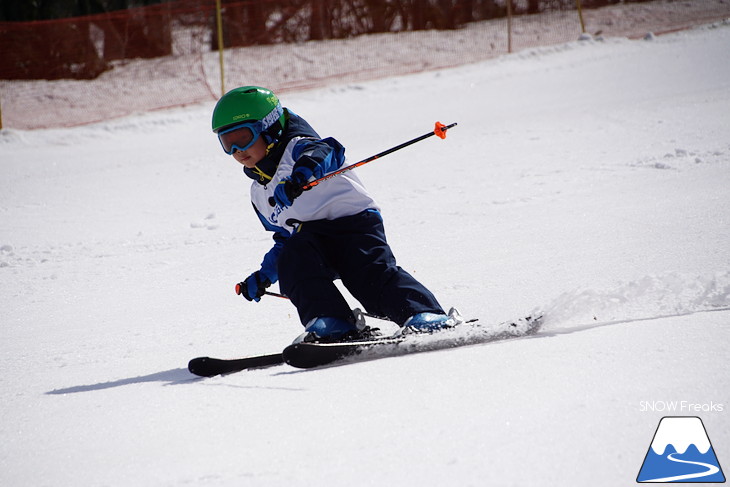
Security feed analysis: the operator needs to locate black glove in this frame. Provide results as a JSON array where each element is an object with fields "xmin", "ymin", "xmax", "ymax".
[
  {"xmin": 272, "ymin": 172, "xmax": 307, "ymax": 207},
  {"xmin": 236, "ymin": 271, "xmax": 271, "ymax": 302}
]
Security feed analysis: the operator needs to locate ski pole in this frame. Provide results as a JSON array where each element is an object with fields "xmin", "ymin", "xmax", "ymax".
[
  {"xmin": 263, "ymin": 290, "xmax": 289, "ymax": 300},
  {"xmin": 235, "ymin": 279, "xmax": 389, "ymax": 320},
  {"xmin": 268, "ymin": 121, "xmax": 457, "ymax": 206},
  {"xmin": 263, "ymin": 291, "xmax": 390, "ymax": 321},
  {"xmin": 302, "ymin": 121, "xmax": 457, "ymax": 191}
]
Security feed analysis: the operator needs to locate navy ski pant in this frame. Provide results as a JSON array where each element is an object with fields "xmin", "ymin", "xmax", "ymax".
[{"xmin": 278, "ymin": 210, "xmax": 444, "ymax": 327}]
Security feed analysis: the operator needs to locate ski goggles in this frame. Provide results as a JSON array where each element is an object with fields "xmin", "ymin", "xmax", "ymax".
[
  {"xmin": 217, "ymin": 102, "xmax": 284, "ymax": 155},
  {"xmin": 217, "ymin": 121, "xmax": 262, "ymax": 155}
]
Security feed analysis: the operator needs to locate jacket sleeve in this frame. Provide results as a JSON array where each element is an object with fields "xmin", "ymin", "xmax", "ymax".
[
  {"xmin": 259, "ymin": 233, "xmax": 285, "ymax": 284},
  {"xmin": 289, "ymin": 137, "xmax": 346, "ymax": 182},
  {"xmin": 253, "ymin": 203, "xmax": 288, "ymax": 284}
]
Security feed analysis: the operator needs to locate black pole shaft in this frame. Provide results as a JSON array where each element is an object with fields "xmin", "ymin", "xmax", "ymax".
[
  {"xmin": 267, "ymin": 122, "xmax": 457, "ymax": 206},
  {"xmin": 302, "ymin": 122, "xmax": 457, "ymax": 190}
]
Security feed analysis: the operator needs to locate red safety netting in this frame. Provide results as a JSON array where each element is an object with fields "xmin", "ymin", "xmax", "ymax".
[{"xmin": 1, "ymin": 0, "xmax": 727, "ymax": 130}]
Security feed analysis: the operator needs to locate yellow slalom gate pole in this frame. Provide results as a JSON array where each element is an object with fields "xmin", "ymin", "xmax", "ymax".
[
  {"xmin": 215, "ymin": 0, "xmax": 225, "ymax": 96},
  {"xmin": 507, "ymin": 0, "xmax": 513, "ymax": 53},
  {"xmin": 576, "ymin": 0, "xmax": 586, "ymax": 33}
]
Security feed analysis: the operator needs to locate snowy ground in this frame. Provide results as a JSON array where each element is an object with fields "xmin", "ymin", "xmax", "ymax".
[{"xmin": 2, "ymin": 21, "xmax": 730, "ymax": 487}]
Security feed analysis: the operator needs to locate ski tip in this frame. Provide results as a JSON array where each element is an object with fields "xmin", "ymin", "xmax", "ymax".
[{"xmin": 188, "ymin": 357, "xmax": 217, "ymax": 377}]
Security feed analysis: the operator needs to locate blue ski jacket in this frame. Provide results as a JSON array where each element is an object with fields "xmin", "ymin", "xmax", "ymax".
[{"xmin": 244, "ymin": 110, "xmax": 378, "ymax": 284}]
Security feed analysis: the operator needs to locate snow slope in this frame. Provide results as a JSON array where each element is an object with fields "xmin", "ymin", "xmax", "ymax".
[{"xmin": 1, "ymin": 23, "xmax": 729, "ymax": 486}]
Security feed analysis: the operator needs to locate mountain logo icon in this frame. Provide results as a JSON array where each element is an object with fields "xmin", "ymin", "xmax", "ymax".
[{"xmin": 637, "ymin": 416, "xmax": 725, "ymax": 483}]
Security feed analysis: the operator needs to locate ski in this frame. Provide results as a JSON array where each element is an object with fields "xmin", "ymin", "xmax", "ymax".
[
  {"xmin": 186, "ymin": 335, "xmax": 397, "ymax": 376},
  {"xmin": 283, "ymin": 335, "xmax": 406, "ymax": 369},
  {"xmin": 188, "ymin": 353, "xmax": 284, "ymax": 377},
  {"xmin": 188, "ymin": 314, "xmax": 542, "ymax": 375},
  {"xmin": 283, "ymin": 315, "xmax": 542, "ymax": 369}
]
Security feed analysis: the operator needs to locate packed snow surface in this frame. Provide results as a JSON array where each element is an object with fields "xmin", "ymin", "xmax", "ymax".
[{"xmin": 2, "ymin": 22, "xmax": 729, "ymax": 487}]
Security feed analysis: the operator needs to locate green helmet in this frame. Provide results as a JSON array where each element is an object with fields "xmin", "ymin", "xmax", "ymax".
[{"xmin": 211, "ymin": 86, "xmax": 285, "ymax": 133}]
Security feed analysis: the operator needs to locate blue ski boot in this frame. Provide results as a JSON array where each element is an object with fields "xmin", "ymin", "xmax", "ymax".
[
  {"xmin": 401, "ymin": 308, "xmax": 464, "ymax": 334},
  {"xmin": 293, "ymin": 316, "xmax": 358, "ymax": 344}
]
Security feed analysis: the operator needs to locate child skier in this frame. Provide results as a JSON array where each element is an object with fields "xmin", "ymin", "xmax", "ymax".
[{"xmin": 212, "ymin": 86, "xmax": 457, "ymax": 342}]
